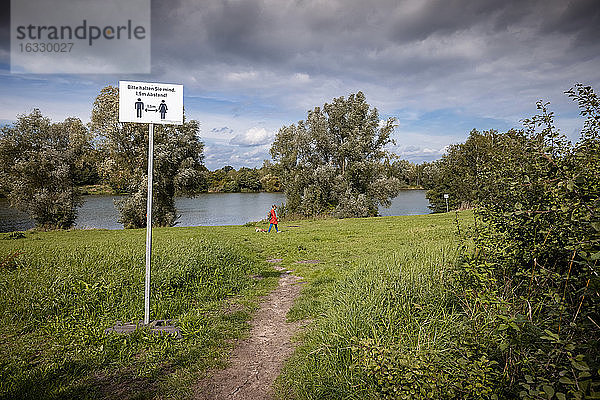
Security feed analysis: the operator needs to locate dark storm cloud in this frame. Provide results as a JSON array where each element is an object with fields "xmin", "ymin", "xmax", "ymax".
[
  {"xmin": 149, "ymin": 0, "xmax": 599, "ymax": 101},
  {"xmin": 151, "ymin": 1, "xmax": 577, "ymax": 59},
  {"xmin": 151, "ymin": 0, "xmax": 294, "ymax": 64},
  {"xmin": 386, "ymin": 0, "xmax": 531, "ymax": 42},
  {"xmin": 0, "ymin": 1, "xmax": 10, "ymax": 59},
  {"xmin": 539, "ymin": 0, "xmax": 600, "ymax": 46},
  {"xmin": 2, "ymin": 0, "xmax": 598, "ymax": 166}
]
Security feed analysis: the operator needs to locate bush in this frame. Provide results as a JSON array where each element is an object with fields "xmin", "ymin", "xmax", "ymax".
[
  {"xmin": 454, "ymin": 85, "xmax": 600, "ymax": 398},
  {"xmin": 353, "ymin": 339, "xmax": 499, "ymax": 399}
]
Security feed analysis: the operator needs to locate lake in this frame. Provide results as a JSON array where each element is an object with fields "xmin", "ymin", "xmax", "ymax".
[{"xmin": 0, "ymin": 190, "xmax": 430, "ymax": 232}]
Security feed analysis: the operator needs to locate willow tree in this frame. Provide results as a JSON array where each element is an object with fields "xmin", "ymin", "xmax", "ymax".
[
  {"xmin": 0, "ymin": 110, "xmax": 84, "ymax": 229},
  {"xmin": 91, "ymin": 86, "xmax": 205, "ymax": 228},
  {"xmin": 270, "ymin": 92, "xmax": 400, "ymax": 217}
]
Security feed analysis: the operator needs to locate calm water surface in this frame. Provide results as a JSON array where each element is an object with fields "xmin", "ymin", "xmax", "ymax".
[{"xmin": 0, "ymin": 190, "xmax": 430, "ymax": 232}]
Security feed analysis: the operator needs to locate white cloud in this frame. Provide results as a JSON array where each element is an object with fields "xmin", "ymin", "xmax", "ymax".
[
  {"xmin": 293, "ymin": 73, "xmax": 310, "ymax": 83},
  {"xmin": 394, "ymin": 144, "xmax": 447, "ymax": 159},
  {"xmin": 225, "ymin": 71, "xmax": 259, "ymax": 82},
  {"xmin": 229, "ymin": 127, "xmax": 274, "ymax": 147}
]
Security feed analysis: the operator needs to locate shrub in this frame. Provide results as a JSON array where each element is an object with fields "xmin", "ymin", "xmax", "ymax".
[{"xmin": 456, "ymin": 84, "xmax": 600, "ymax": 398}]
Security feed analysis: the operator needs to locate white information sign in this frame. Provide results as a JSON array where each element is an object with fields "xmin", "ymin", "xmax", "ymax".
[
  {"xmin": 117, "ymin": 80, "xmax": 184, "ymax": 325},
  {"xmin": 119, "ymin": 81, "xmax": 183, "ymax": 125}
]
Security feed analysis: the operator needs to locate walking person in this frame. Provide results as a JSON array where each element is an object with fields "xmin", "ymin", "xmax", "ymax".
[{"xmin": 268, "ymin": 204, "xmax": 280, "ymax": 233}]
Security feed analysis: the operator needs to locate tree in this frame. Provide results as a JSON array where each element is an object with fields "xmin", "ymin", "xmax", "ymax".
[
  {"xmin": 424, "ymin": 129, "xmax": 530, "ymax": 212},
  {"xmin": 271, "ymin": 91, "xmax": 401, "ymax": 217},
  {"xmin": 259, "ymin": 174, "xmax": 281, "ymax": 192},
  {"xmin": 221, "ymin": 168, "xmax": 240, "ymax": 192},
  {"xmin": 0, "ymin": 109, "xmax": 82, "ymax": 229},
  {"xmin": 58, "ymin": 117, "xmax": 100, "ymax": 186},
  {"xmin": 207, "ymin": 168, "xmax": 227, "ymax": 192},
  {"xmin": 236, "ymin": 167, "xmax": 261, "ymax": 192},
  {"xmin": 258, "ymin": 160, "xmax": 282, "ymax": 192},
  {"xmin": 90, "ymin": 86, "xmax": 205, "ymax": 228},
  {"xmin": 388, "ymin": 159, "xmax": 424, "ymax": 187}
]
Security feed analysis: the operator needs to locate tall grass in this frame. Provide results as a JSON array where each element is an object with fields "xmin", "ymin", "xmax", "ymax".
[
  {"xmin": 0, "ymin": 228, "xmax": 275, "ymax": 400},
  {"xmin": 276, "ymin": 238, "xmax": 464, "ymax": 399}
]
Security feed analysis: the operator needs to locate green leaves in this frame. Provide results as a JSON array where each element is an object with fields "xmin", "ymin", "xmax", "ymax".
[
  {"xmin": 452, "ymin": 84, "xmax": 600, "ymax": 400},
  {"xmin": 0, "ymin": 109, "xmax": 83, "ymax": 229},
  {"xmin": 353, "ymin": 339, "xmax": 500, "ymax": 399},
  {"xmin": 572, "ymin": 357, "xmax": 591, "ymax": 372},
  {"xmin": 542, "ymin": 384, "xmax": 555, "ymax": 398},
  {"xmin": 540, "ymin": 329, "xmax": 560, "ymax": 342},
  {"xmin": 270, "ymin": 92, "xmax": 401, "ymax": 217}
]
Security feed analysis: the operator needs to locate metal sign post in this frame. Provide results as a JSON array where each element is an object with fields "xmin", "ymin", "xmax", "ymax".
[
  {"xmin": 144, "ymin": 123, "xmax": 154, "ymax": 325},
  {"xmin": 118, "ymin": 81, "xmax": 183, "ymax": 326},
  {"xmin": 444, "ymin": 193, "xmax": 449, "ymax": 213}
]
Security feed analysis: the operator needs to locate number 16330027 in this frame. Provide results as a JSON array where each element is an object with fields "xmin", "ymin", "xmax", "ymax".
[{"xmin": 19, "ymin": 42, "xmax": 74, "ymax": 52}]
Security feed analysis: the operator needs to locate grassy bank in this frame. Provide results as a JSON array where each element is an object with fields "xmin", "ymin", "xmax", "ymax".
[
  {"xmin": 0, "ymin": 228, "xmax": 279, "ymax": 399},
  {"xmin": 0, "ymin": 211, "xmax": 470, "ymax": 399},
  {"xmin": 263, "ymin": 213, "xmax": 473, "ymax": 399}
]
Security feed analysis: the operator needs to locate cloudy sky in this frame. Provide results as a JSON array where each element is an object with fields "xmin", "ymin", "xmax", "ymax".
[{"xmin": 1, "ymin": 0, "xmax": 599, "ymax": 169}]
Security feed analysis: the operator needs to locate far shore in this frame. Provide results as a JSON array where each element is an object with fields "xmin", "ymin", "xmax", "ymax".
[{"xmin": 78, "ymin": 184, "xmax": 424, "ymax": 196}]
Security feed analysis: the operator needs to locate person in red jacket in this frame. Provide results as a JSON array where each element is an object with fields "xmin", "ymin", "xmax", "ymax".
[{"xmin": 268, "ymin": 204, "xmax": 280, "ymax": 233}]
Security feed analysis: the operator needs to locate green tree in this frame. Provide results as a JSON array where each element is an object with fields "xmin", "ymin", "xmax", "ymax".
[
  {"xmin": 221, "ymin": 169, "xmax": 240, "ymax": 192},
  {"xmin": 207, "ymin": 168, "xmax": 227, "ymax": 192},
  {"xmin": 236, "ymin": 167, "xmax": 261, "ymax": 192},
  {"xmin": 259, "ymin": 173, "xmax": 281, "ymax": 192},
  {"xmin": 270, "ymin": 91, "xmax": 401, "ymax": 217},
  {"xmin": 206, "ymin": 166, "xmax": 267, "ymax": 192},
  {"xmin": 58, "ymin": 117, "xmax": 100, "ymax": 186},
  {"xmin": 258, "ymin": 160, "xmax": 282, "ymax": 192},
  {"xmin": 0, "ymin": 109, "xmax": 82, "ymax": 229},
  {"xmin": 424, "ymin": 129, "xmax": 529, "ymax": 212},
  {"xmin": 90, "ymin": 86, "xmax": 205, "ymax": 228},
  {"xmin": 389, "ymin": 159, "xmax": 424, "ymax": 187}
]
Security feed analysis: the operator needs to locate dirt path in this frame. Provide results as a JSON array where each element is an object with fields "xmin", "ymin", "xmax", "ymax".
[{"xmin": 194, "ymin": 265, "xmax": 303, "ymax": 400}]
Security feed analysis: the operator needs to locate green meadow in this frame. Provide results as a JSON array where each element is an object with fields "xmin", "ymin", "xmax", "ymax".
[{"xmin": 0, "ymin": 211, "xmax": 471, "ymax": 399}]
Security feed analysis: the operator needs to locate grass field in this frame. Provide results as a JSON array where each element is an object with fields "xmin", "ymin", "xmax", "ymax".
[{"xmin": 0, "ymin": 211, "xmax": 471, "ymax": 399}]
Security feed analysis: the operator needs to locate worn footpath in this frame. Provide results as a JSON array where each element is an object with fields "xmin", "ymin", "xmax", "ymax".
[{"xmin": 195, "ymin": 264, "xmax": 303, "ymax": 400}]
